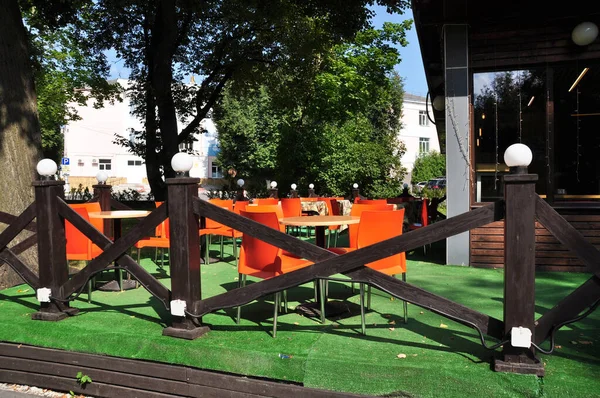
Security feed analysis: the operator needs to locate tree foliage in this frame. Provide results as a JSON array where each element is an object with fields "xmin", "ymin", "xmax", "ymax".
[
  {"xmin": 78, "ymin": 0, "xmax": 410, "ymax": 200},
  {"xmin": 215, "ymin": 22, "xmax": 411, "ymax": 198},
  {"xmin": 410, "ymin": 151, "xmax": 446, "ymax": 185}
]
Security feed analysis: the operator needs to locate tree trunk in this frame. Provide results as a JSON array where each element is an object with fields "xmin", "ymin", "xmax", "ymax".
[{"xmin": 0, "ymin": 0, "xmax": 42, "ymax": 289}]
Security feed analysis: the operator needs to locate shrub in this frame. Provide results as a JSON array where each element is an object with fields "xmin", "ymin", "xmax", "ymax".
[{"xmin": 411, "ymin": 151, "xmax": 446, "ymax": 185}]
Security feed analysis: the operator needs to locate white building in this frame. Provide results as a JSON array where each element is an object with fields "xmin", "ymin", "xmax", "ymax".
[
  {"xmin": 397, "ymin": 93, "xmax": 441, "ymax": 184},
  {"xmin": 62, "ymin": 79, "xmax": 222, "ymax": 191}
]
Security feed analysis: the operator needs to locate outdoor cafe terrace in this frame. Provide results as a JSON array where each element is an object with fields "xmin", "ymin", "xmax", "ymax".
[{"xmin": 0, "ymin": 150, "xmax": 598, "ymax": 397}]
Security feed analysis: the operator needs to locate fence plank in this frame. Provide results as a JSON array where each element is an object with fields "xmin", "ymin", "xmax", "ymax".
[
  {"xmin": 347, "ymin": 268, "xmax": 504, "ymax": 338},
  {"xmin": 535, "ymin": 276, "xmax": 600, "ymax": 344},
  {"xmin": 57, "ymin": 200, "xmax": 170, "ymax": 307},
  {"xmin": 0, "ymin": 249, "xmax": 39, "ymax": 289},
  {"xmin": 535, "ymin": 197, "xmax": 600, "ymax": 278},
  {"xmin": 0, "ymin": 209, "xmax": 37, "ymax": 233},
  {"xmin": 0, "ymin": 203, "xmax": 36, "ymax": 251},
  {"xmin": 192, "ymin": 202, "xmax": 503, "ymax": 317}
]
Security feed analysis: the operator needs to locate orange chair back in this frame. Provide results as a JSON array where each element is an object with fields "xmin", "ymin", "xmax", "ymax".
[
  {"xmin": 356, "ymin": 199, "xmax": 388, "ymax": 205},
  {"xmin": 233, "ymin": 200, "xmax": 250, "ymax": 214},
  {"xmin": 244, "ymin": 204, "xmax": 285, "ymax": 232},
  {"xmin": 357, "ymin": 210, "xmax": 406, "ymax": 275},
  {"xmin": 280, "ymin": 198, "xmax": 302, "ymax": 218},
  {"xmin": 65, "ymin": 204, "xmax": 103, "ymax": 260},
  {"xmin": 322, "ymin": 198, "xmax": 341, "ymax": 231},
  {"xmin": 253, "ymin": 198, "xmax": 278, "ymax": 205},
  {"xmin": 206, "ymin": 199, "xmax": 234, "ymax": 229},
  {"xmin": 238, "ymin": 210, "xmax": 280, "ymax": 275},
  {"xmin": 69, "ymin": 202, "xmax": 103, "ymax": 233},
  {"xmin": 348, "ymin": 203, "xmax": 394, "ymax": 248}
]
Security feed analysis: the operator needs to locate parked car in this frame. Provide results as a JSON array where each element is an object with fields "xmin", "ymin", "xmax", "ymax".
[
  {"xmin": 414, "ymin": 181, "xmax": 427, "ymax": 192},
  {"xmin": 426, "ymin": 177, "xmax": 446, "ymax": 190}
]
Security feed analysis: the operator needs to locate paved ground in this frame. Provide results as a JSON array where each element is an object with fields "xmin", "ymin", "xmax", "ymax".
[{"xmin": 0, "ymin": 384, "xmax": 92, "ymax": 398}]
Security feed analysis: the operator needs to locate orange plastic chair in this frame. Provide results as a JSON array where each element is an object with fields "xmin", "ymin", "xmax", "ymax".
[
  {"xmin": 280, "ymin": 198, "xmax": 302, "ymax": 235},
  {"xmin": 200, "ymin": 199, "xmax": 234, "ymax": 261},
  {"xmin": 135, "ymin": 202, "xmax": 170, "ymax": 268},
  {"xmin": 208, "ymin": 200, "xmax": 251, "ymax": 261},
  {"xmin": 66, "ymin": 203, "xmax": 104, "ymax": 302},
  {"xmin": 329, "ymin": 203, "xmax": 395, "ymax": 255},
  {"xmin": 253, "ymin": 198, "xmax": 279, "ymax": 205},
  {"xmin": 356, "ymin": 209, "xmax": 407, "ymax": 333},
  {"xmin": 322, "ymin": 198, "xmax": 341, "ymax": 247},
  {"xmin": 236, "ymin": 210, "xmax": 313, "ymax": 336}
]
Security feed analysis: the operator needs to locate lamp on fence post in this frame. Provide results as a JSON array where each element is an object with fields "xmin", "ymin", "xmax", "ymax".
[
  {"xmin": 351, "ymin": 183, "xmax": 360, "ymax": 201},
  {"xmin": 268, "ymin": 180, "xmax": 278, "ymax": 198},
  {"xmin": 93, "ymin": 170, "xmax": 112, "ymax": 239},
  {"xmin": 163, "ymin": 152, "xmax": 209, "ymax": 340},
  {"xmin": 308, "ymin": 183, "xmax": 317, "ymax": 198},
  {"xmin": 32, "ymin": 159, "xmax": 78, "ymax": 321},
  {"xmin": 494, "ymin": 143, "xmax": 544, "ymax": 376},
  {"xmin": 235, "ymin": 178, "xmax": 247, "ymax": 202},
  {"xmin": 290, "ymin": 183, "xmax": 298, "ymax": 198}
]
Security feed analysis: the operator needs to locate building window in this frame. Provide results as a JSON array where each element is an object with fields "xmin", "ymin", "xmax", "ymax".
[
  {"xmin": 211, "ymin": 164, "xmax": 223, "ymax": 178},
  {"xmin": 127, "ymin": 160, "xmax": 143, "ymax": 166},
  {"xmin": 419, "ymin": 110, "xmax": 429, "ymax": 126},
  {"xmin": 419, "ymin": 137, "xmax": 430, "ymax": 154},
  {"xmin": 98, "ymin": 159, "xmax": 111, "ymax": 170},
  {"xmin": 179, "ymin": 141, "xmax": 193, "ymax": 151}
]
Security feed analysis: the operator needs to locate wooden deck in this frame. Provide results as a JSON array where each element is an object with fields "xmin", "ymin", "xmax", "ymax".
[{"xmin": 0, "ymin": 342, "xmax": 366, "ymax": 398}]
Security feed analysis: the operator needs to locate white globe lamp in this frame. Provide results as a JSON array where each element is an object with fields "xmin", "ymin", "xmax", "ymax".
[
  {"xmin": 36, "ymin": 159, "xmax": 57, "ymax": 180},
  {"xmin": 353, "ymin": 183, "xmax": 359, "ymax": 189},
  {"xmin": 504, "ymin": 143, "xmax": 533, "ymax": 173},
  {"xmin": 270, "ymin": 181, "xmax": 277, "ymax": 189},
  {"xmin": 572, "ymin": 22, "xmax": 599, "ymax": 46},
  {"xmin": 171, "ymin": 152, "xmax": 193, "ymax": 176},
  {"xmin": 309, "ymin": 183, "xmax": 314, "ymax": 189},
  {"xmin": 237, "ymin": 178, "xmax": 245, "ymax": 187},
  {"xmin": 96, "ymin": 170, "xmax": 108, "ymax": 184},
  {"xmin": 291, "ymin": 183, "xmax": 297, "ymax": 190}
]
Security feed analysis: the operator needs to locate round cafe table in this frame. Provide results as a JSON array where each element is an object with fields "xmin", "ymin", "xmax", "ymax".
[
  {"xmin": 88, "ymin": 210, "xmax": 150, "ymax": 291},
  {"xmin": 279, "ymin": 215, "xmax": 360, "ymax": 321}
]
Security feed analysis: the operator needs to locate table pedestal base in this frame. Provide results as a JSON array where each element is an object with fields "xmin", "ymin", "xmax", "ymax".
[{"xmin": 97, "ymin": 279, "xmax": 138, "ymax": 292}]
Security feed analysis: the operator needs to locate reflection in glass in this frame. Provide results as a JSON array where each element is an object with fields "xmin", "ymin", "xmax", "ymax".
[{"xmin": 473, "ymin": 70, "xmax": 546, "ymax": 202}]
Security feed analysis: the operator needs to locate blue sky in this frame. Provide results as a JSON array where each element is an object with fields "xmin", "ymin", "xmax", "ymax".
[{"xmin": 107, "ymin": 6, "xmax": 427, "ymax": 96}]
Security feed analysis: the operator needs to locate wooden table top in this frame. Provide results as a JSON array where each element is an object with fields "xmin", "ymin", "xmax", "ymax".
[
  {"xmin": 88, "ymin": 210, "xmax": 151, "ymax": 219},
  {"xmin": 279, "ymin": 215, "xmax": 360, "ymax": 227}
]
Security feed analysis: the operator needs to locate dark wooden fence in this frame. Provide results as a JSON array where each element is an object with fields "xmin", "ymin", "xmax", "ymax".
[{"xmin": 0, "ymin": 170, "xmax": 599, "ymax": 378}]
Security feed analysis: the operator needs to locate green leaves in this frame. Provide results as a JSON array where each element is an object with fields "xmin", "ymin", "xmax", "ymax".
[{"xmin": 76, "ymin": 371, "xmax": 92, "ymax": 386}]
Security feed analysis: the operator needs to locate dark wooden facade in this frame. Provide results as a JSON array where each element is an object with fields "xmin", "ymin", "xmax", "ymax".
[{"xmin": 413, "ymin": 0, "xmax": 600, "ymax": 270}]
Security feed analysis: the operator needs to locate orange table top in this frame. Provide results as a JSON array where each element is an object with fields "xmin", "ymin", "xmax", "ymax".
[
  {"xmin": 279, "ymin": 215, "xmax": 360, "ymax": 227},
  {"xmin": 88, "ymin": 210, "xmax": 150, "ymax": 219}
]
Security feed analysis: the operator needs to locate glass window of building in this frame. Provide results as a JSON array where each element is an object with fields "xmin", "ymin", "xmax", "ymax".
[
  {"xmin": 419, "ymin": 137, "xmax": 430, "ymax": 154},
  {"xmin": 98, "ymin": 159, "xmax": 112, "ymax": 171},
  {"xmin": 419, "ymin": 110, "xmax": 428, "ymax": 126}
]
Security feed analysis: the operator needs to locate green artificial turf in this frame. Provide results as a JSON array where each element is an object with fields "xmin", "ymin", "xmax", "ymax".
[{"xmin": 0, "ymin": 238, "xmax": 598, "ymax": 397}]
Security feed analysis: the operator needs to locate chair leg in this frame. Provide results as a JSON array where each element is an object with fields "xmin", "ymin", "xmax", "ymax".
[
  {"xmin": 137, "ymin": 248, "xmax": 141, "ymax": 263},
  {"xmin": 220, "ymin": 236, "xmax": 224, "ymax": 259},
  {"xmin": 402, "ymin": 273, "xmax": 408, "ymax": 324},
  {"xmin": 333, "ymin": 230, "xmax": 339, "ymax": 247},
  {"xmin": 273, "ymin": 291, "xmax": 280, "ymax": 338},
  {"xmin": 205, "ymin": 235, "xmax": 210, "ymax": 263},
  {"xmin": 367, "ymin": 284, "xmax": 372, "ymax": 310},
  {"xmin": 236, "ymin": 273, "xmax": 246, "ymax": 324},
  {"xmin": 283, "ymin": 289, "xmax": 288, "ymax": 313},
  {"xmin": 319, "ymin": 279, "xmax": 326, "ymax": 324},
  {"xmin": 359, "ymin": 283, "xmax": 366, "ymax": 335},
  {"xmin": 233, "ymin": 237, "xmax": 238, "ymax": 261}
]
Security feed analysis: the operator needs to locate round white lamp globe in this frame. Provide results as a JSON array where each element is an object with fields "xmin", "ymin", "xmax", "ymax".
[
  {"xmin": 237, "ymin": 178, "xmax": 245, "ymax": 187},
  {"xmin": 572, "ymin": 22, "xmax": 599, "ymax": 46},
  {"xmin": 270, "ymin": 181, "xmax": 277, "ymax": 188},
  {"xmin": 291, "ymin": 183, "xmax": 297, "ymax": 190},
  {"xmin": 353, "ymin": 183, "xmax": 359, "ymax": 189},
  {"xmin": 309, "ymin": 183, "xmax": 314, "ymax": 189},
  {"xmin": 432, "ymin": 95, "xmax": 445, "ymax": 111},
  {"xmin": 96, "ymin": 170, "xmax": 108, "ymax": 184},
  {"xmin": 504, "ymin": 143, "xmax": 533, "ymax": 167},
  {"xmin": 171, "ymin": 152, "xmax": 193, "ymax": 173},
  {"xmin": 36, "ymin": 159, "xmax": 57, "ymax": 177}
]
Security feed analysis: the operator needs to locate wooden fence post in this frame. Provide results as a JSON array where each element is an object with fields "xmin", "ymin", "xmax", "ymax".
[
  {"xmin": 494, "ymin": 144, "xmax": 544, "ymax": 376},
  {"xmin": 31, "ymin": 178, "xmax": 78, "ymax": 321},
  {"xmin": 93, "ymin": 182, "xmax": 112, "ymax": 238},
  {"xmin": 163, "ymin": 175, "xmax": 209, "ymax": 339}
]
